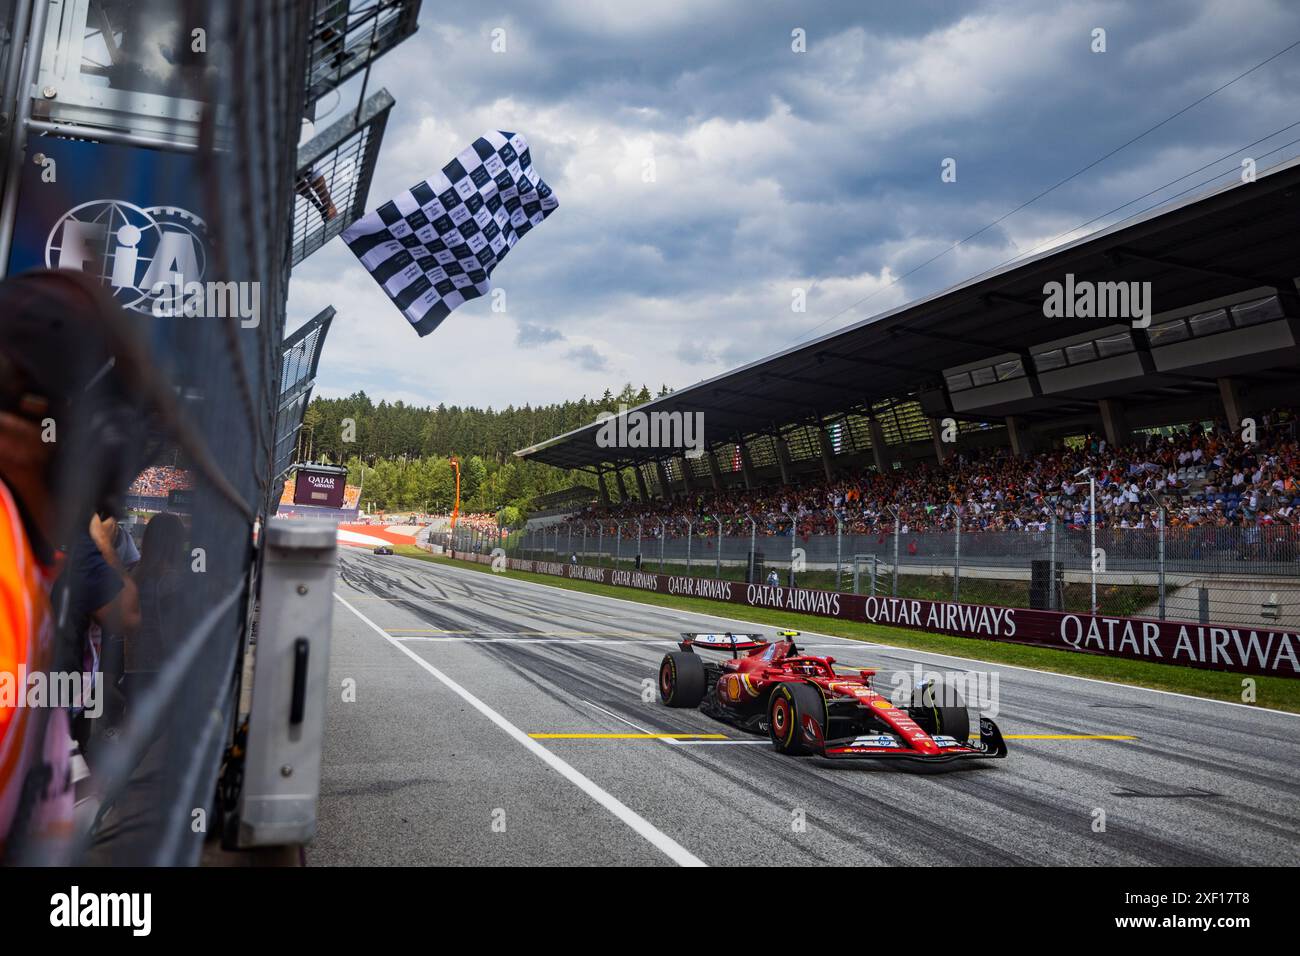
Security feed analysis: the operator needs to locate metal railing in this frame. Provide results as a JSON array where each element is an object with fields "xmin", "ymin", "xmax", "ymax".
[{"xmin": 499, "ymin": 516, "xmax": 1300, "ymax": 628}]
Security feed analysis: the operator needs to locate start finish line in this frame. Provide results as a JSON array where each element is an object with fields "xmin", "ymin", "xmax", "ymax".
[{"xmin": 451, "ymin": 552, "xmax": 1300, "ymax": 679}]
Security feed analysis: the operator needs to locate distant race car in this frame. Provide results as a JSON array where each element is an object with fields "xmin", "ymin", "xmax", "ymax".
[
  {"xmin": 658, "ymin": 630, "xmax": 1007, "ymax": 764},
  {"xmin": 373, "ymin": 545, "xmax": 394, "ymax": 555}
]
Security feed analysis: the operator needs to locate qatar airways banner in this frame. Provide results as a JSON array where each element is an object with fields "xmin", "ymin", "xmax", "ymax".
[{"xmin": 452, "ymin": 553, "xmax": 1300, "ymax": 678}]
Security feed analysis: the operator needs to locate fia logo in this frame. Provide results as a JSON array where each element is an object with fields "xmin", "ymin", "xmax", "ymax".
[{"xmin": 45, "ymin": 199, "xmax": 207, "ymax": 315}]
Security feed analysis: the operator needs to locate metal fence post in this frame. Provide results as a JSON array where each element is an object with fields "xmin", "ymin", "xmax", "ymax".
[
  {"xmin": 713, "ymin": 513, "xmax": 721, "ymax": 580},
  {"xmin": 615, "ymin": 521, "xmax": 623, "ymax": 567},
  {"xmin": 686, "ymin": 519, "xmax": 693, "ymax": 574},
  {"xmin": 748, "ymin": 514, "xmax": 757, "ymax": 584},
  {"xmin": 1049, "ymin": 516, "xmax": 1057, "ymax": 611},
  {"xmin": 582, "ymin": 523, "xmax": 588, "ymax": 565},
  {"xmin": 1089, "ymin": 473, "xmax": 1098, "ymax": 614},
  {"xmin": 953, "ymin": 513, "xmax": 962, "ymax": 601},
  {"xmin": 567, "ymin": 523, "xmax": 573, "ymax": 561},
  {"xmin": 892, "ymin": 508, "xmax": 901, "ymax": 597},
  {"xmin": 597, "ymin": 523, "xmax": 604, "ymax": 567},
  {"xmin": 835, "ymin": 516, "xmax": 843, "ymax": 591},
  {"xmin": 1157, "ymin": 506, "xmax": 1167, "ymax": 620},
  {"xmin": 658, "ymin": 519, "xmax": 666, "ymax": 572},
  {"xmin": 636, "ymin": 520, "xmax": 643, "ymax": 569}
]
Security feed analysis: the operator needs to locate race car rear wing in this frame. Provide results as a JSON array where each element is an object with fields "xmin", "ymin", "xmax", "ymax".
[{"xmin": 678, "ymin": 632, "xmax": 768, "ymax": 656}]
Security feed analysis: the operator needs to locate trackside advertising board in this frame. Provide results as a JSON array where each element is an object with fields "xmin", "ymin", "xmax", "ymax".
[{"xmin": 453, "ymin": 554, "xmax": 1300, "ymax": 678}]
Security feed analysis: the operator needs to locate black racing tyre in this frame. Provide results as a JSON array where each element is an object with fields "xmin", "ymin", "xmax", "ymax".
[
  {"xmin": 910, "ymin": 681, "xmax": 970, "ymax": 743},
  {"xmin": 659, "ymin": 652, "xmax": 706, "ymax": 708},
  {"xmin": 933, "ymin": 705, "xmax": 970, "ymax": 743},
  {"xmin": 768, "ymin": 682, "xmax": 825, "ymax": 756}
]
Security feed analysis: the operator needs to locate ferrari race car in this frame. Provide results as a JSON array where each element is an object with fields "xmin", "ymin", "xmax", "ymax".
[{"xmin": 658, "ymin": 630, "xmax": 1007, "ymax": 763}]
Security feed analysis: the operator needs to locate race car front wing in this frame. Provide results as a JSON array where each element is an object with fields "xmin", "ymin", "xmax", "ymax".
[{"xmin": 822, "ymin": 716, "xmax": 1009, "ymax": 762}]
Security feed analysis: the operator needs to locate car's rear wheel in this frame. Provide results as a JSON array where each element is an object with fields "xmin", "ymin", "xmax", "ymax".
[
  {"xmin": 659, "ymin": 652, "xmax": 706, "ymax": 707},
  {"xmin": 768, "ymin": 682, "xmax": 825, "ymax": 756}
]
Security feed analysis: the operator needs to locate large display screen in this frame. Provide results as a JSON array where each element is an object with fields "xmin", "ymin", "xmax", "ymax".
[{"xmin": 293, "ymin": 467, "xmax": 347, "ymax": 509}]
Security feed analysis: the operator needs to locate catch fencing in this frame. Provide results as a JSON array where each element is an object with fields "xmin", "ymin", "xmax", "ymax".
[
  {"xmin": 467, "ymin": 517, "xmax": 1300, "ymax": 629},
  {"xmin": 447, "ymin": 550, "xmax": 1300, "ymax": 679},
  {"xmin": 0, "ymin": 1, "xmax": 311, "ymax": 865}
]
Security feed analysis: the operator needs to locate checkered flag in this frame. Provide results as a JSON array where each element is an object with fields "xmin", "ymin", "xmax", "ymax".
[{"xmin": 341, "ymin": 130, "xmax": 558, "ymax": 336}]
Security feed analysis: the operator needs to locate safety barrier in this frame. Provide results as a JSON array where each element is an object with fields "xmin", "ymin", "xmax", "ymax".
[{"xmin": 452, "ymin": 553, "xmax": 1300, "ymax": 678}]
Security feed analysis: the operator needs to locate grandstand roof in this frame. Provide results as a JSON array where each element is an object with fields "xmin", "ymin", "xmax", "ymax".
[{"xmin": 518, "ymin": 158, "xmax": 1300, "ymax": 472}]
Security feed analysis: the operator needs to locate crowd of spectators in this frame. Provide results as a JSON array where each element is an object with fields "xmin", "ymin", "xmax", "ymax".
[
  {"xmin": 446, "ymin": 512, "xmax": 503, "ymax": 534},
  {"xmin": 127, "ymin": 465, "xmax": 192, "ymax": 497},
  {"xmin": 560, "ymin": 409, "xmax": 1300, "ymax": 541}
]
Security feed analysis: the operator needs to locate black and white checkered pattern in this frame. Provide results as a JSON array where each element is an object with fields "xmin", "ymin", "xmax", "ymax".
[{"xmin": 341, "ymin": 130, "xmax": 558, "ymax": 336}]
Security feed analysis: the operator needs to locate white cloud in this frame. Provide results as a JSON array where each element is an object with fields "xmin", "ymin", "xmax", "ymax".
[{"xmin": 286, "ymin": 0, "xmax": 1300, "ymax": 418}]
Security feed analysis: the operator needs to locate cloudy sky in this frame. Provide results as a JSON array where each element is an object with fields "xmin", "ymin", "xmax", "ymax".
[{"xmin": 285, "ymin": 0, "xmax": 1300, "ymax": 411}]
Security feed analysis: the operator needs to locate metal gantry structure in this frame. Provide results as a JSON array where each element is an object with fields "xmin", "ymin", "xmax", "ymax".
[{"xmin": 0, "ymin": 0, "xmax": 419, "ymax": 864}]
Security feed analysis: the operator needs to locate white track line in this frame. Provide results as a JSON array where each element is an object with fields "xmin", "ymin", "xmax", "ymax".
[
  {"xmin": 575, "ymin": 695, "xmax": 690, "ymax": 747},
  {"xmin": 393, "ymin": 636, "xmax": 676, "ymax": 645},
  {"xmin": 675, "ymin": 739, "xmax": 769, "ymax": 746},
  {"xmin": 575, "ymin": 696, "xmax": 680, "ymax": 744},
  {"xmin": 334, "ymin": 592, "xmax": 706, "ymax": 867},
  {"xmin": 402, "ymin": 556, "xmax": 1299, "ymax": 718}
]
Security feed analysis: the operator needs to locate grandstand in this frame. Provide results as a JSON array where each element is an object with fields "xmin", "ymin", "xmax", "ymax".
[{"xmin": 514, "ymin": 158, "xmax": 1300, "ymax": 626}]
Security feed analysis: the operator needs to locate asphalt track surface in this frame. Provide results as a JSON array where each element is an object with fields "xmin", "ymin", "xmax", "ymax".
[{"xmin": 311, "ymin": 549, "xmax": 1300, "ymax": 866}]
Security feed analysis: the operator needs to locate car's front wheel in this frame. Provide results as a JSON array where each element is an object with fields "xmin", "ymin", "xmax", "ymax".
[
  {"xmin": 768, "ymin": 682, "xmax": 825, "ymax": 756},
  {"xmin": 908, "ymin": 680, "xmax": 971, "ymax": 743}
]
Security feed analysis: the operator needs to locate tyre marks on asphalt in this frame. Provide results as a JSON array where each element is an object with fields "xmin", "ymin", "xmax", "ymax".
[{"xmin": 333, "ymin": 552, "xmax": 1300, "ymax": 865}]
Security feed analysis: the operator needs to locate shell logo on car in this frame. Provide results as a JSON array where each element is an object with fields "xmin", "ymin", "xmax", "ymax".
[{"xmin": 723, "ymin": 673, "xmax": 760, "ymax": 701}]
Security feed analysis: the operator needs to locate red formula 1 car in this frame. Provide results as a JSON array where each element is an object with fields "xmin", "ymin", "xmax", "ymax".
[{"xmin": 658, "ymin": 630, "xmax": 1007, "ymax": 764}]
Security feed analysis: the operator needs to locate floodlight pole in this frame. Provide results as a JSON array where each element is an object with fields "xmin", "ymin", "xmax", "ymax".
[{"xmin": 450, "ymin": 457, "xmax": 460, "ymax": 535}]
